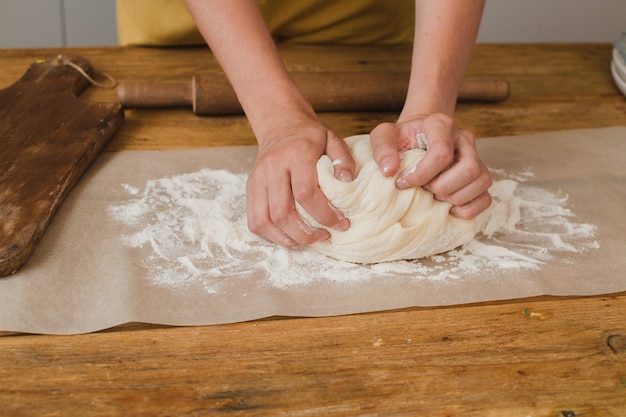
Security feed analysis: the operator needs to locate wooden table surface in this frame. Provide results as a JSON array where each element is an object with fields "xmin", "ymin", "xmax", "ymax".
[{"xmin": 1, "ymin": 44, "xmax": 626, "ymax": 416}]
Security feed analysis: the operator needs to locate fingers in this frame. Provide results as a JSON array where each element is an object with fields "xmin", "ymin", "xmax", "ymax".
[
  {"xmin": 247, "ymin": 166, "xmax": 333, "ymax": 247},
  {"xmin": 247, "ymin": 132, "xmax": 351, "ymax": 247},
  {"xmin": 449, "ymin": 191, "xmax": 492, "ymax": 219},
  {"xmin": 325, "ymin": 131, "xmax": 356, "ymax": 183},
  {"xmin": 246, "ymin": 167, "xmax": 299, "ymax": 247},
  {"xmin": 289, "ymin": 147, "xmax": 350, "ymax": 232},
  {"xmin": 427, "ymin": 131, "xmax": 492, "ymax": 200},
  {"xmin": 395, "ymin": 114, "xmax": 456, "ymax": 188},
  {"xmin": 425, "ymin": 129, "xmax": 492, "ymax": 219},
  {"xmin": 370, "ymin": 122, "xmax": 402, "ymax": 177},
  {"xmin": 373, "ymin": 114, "xmax": 493, "ymax": 220}
]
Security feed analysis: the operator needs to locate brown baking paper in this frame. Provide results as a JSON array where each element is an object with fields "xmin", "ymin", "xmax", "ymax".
[{"xmin": 1, "ymin": 127, "xmax": 625, "ymax": 334}]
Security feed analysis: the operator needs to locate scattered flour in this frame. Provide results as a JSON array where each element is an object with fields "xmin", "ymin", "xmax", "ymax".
[{"xmin": 108, "ymin": 167, "xmax": 598, "ymax": 292}]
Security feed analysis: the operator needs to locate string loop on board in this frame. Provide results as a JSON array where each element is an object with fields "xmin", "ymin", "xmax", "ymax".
[{"xmin": 48, "ymin": 54, "xmax": 117, "ymax": 89}]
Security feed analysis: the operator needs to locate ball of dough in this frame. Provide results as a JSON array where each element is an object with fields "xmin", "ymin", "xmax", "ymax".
[{"xmin": 297, "ymin": 134, "xmax": 478, "ymax": 264}]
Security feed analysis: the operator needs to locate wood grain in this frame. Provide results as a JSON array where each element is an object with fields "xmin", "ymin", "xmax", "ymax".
[
  {"xmin": 0, "ymin": 44, "xmax": 625, "ymax": 416},
  {"xmin": 117, "ymin": 72, "xmax": 510, "ymax": 114},
  {"xmin": 1, "ymin": 44, "xmax": 624, "ymax": 151},
  {"xmin": 1, "ymin": 297, "xmax": 625, "ymax": 416},
  {"xmin": 0, "ymin": 55, "xmax": 123, "ymax": 276}
]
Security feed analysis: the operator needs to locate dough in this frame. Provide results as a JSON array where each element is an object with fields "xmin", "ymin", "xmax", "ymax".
[{"xmin": 297, "ymin": 134, "xmax": 478, "ymax": 263}]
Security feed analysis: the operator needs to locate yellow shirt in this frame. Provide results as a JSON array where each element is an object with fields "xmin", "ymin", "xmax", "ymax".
[{"xmin": 117, "ymin": 0, "xmax": 414, "ymax": 46}]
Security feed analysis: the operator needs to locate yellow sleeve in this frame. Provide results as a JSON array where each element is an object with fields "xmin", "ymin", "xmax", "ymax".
[
  {"xmin": 117, "ymin": 0, "xmax": 204, "ymax": 46},
  {"xmin": 262, "ymin": 0, "xmax": 414, "ymax": 45},
  {"xmin": 117, "ymin": 0, "xmax": 414, "ymax": 46}
]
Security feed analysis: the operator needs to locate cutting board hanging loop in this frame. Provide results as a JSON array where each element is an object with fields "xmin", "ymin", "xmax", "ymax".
[{"xmin": 49, "ymin": 54, "xmax": 117, "ymax": 89}]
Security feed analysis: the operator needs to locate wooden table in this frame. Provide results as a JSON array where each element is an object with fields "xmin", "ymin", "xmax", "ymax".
[{"xmin": 1, "ymin": 44, "xmax": 626, "ymax": 416}]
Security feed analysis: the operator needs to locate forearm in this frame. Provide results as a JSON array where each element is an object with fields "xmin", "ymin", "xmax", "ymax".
[
  {"xmin": 184, "ymin": 0, "xmax": 314, "ymax": 141},
  {"xmin": 400, "ymin": 0, "xmax": 485, "ymax": 121}
]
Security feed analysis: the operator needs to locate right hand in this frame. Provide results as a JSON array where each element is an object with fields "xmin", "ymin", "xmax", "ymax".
[{"xmin": 369, "ymin": 113, "xmax": 492, "ymax": 219}]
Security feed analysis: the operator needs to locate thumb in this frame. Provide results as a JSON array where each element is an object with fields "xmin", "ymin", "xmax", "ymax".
[
  {"xmin": 370, "ymin": 122, "xmax": 401, "ymax": 178},
  {"xmin": 325, "ymin": 132, "xmax": 356, "ymax": 183}
]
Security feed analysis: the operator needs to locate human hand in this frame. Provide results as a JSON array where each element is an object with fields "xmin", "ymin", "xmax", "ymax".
[
  {"xmin": 369, "ymin": 113, "xmax": 492, "ymax": 219},
  {"xmin": 246, "ymin": 109, "xmax": 355, "ymax": 247}
]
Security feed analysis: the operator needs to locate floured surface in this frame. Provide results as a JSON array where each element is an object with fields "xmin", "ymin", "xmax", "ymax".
[
  {"xmin": 108, "ymin": 160, "xmax": 596, "ymax": 292},
  {"xmin": 0, "ymin": 127, "xmax": 625, "ymax": 334}
]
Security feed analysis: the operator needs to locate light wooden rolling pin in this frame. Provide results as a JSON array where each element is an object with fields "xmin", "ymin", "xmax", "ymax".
[{"xmin": 118, "ymin": 72, "xmax": 510, "ymax": 115}]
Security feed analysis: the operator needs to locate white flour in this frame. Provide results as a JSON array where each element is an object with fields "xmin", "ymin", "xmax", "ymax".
[{"xmin": 109, "ymin": 167, "xmax": 599, "ymax": 292}]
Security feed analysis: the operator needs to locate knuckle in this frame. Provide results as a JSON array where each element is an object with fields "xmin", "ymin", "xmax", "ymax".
[
  {"xmin": 481, "ymin": 170, "xmax": 494, "ymax": 189},
  {"xmin": 292, "ymin": 182, "xmax": 316, "ymax": 205},
  {"xmin": 482, "ymin": 192, "xmax": 493, "ymax": 209},
  {"xmin": 461, "ymin": 159, "xmax": 482, "ymax": 180},
  {"xmin": 316, "ymin": 210, "xmax": 338, "ymax": 228},
  {"xmin": 370, "ymin": 123, "xmax": 398, "ymax": 151},
  {"xmin": 269, "ymin": 204, "xmax": 294, "ymax": 227},
  {"xmin": 446, "ymin": 193, "xmax": 465, "ymax": 207},
  {"xmin": 370, "ymin": 121, "xmax": 396, "ymax": 137},
  {"xmin": 429, "ymin": 144, "xmax": 455, "ymax": 166},
  {"xmin": 458, "ymin": 128, "xmax": 476, "ymax": 144},
  {"xmin": 247, "ymin": 213, "xmax": 268, "ymax": 236}
]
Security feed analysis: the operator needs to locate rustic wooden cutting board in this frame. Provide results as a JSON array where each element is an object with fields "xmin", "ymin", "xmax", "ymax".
[{"xmin": 0, "ymin": 55, "xmax": 124, "ymax": 277}]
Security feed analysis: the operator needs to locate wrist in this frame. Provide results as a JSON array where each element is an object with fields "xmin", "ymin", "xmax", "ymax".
[
  {"xmin": 399, "ymin": 72, "xmax": 460, "ymax": 122},
  {"xmin": 398, "ymin": 99, "xmax": 456, "ymax": 124},
  {"xmin": 248, "ymin": 97, "xmax": 318, "ymax": 145}
]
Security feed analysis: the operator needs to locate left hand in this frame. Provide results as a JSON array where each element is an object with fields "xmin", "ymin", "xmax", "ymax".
[{"xmin": 369, "ymin": 113, "xmax": 492, "ymax": 219}]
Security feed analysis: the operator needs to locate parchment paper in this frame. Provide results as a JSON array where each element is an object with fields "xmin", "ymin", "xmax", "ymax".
[{"xmin": 1, "ymin": 127, "xmax": 625, "ymax": 334}]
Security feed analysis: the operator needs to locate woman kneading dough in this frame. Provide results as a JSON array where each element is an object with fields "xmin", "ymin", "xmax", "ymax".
[{"xmin": 117, "ymin": 0, "xmax": 493, "ymax": 262}]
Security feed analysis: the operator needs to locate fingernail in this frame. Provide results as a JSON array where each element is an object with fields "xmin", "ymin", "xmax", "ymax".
[
  {"xmin": 381, "ymin": 157, "xmax": 394, "ymax": 176},
  {"xmin": 332, "ymin": 208, "xmax": 350, "ymax": 230},
  {"xmin": 416, "ymin": 133, "xmax": 428, "ymax": 150},
  {"xmin": 335, "ymin": 216, "xmax": 350, "ymax": 231},
  {"xmin": 395, "ymin": 176, "xmax": 409, "ymax": 189},
  {"xmin": 337, "ymin": 170, "xmax": 353, "ymax": 183},
  {"xmin": 279, "ymin": 234, "xmax": 297, "ymax": 247},
  {"xmin": 327, "ymin": 202, "xmax": 350, "ymax": 231},
  {"xmin": 317, "ymin": 230, "xmax": 332, "ymax": 242}
]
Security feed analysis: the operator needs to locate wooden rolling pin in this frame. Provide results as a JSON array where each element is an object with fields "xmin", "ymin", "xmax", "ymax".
[{"xmin": 118, "ymin": 72, "xmax": 510, "ymax": 115}]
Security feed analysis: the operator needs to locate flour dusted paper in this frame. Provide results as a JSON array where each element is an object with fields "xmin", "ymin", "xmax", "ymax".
[{"xmin": 0, "ymin": 127, "xmax": 624, "ymax": 334}]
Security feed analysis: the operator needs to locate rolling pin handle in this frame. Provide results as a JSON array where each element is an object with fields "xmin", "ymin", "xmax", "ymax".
[
  {"xmin": 458, "ymin": 78, "xmax": 511, "ymax": 102},
  {"xmin": 118, "ymin": 81, "xmax": 192, "ymax": 109}
]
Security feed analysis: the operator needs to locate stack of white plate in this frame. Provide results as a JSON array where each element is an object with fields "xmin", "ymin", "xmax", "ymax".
[{"xmin": 612, "ymin": 33, "xmax": 626, "ymax": 96}]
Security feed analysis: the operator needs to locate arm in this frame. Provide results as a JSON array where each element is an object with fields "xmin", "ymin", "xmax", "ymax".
[
  {"xmin": 404, "ymin": 0, "xmax": 485, "ymax": 119},
  {"xmin": 370, "ymin": 0, "xmax": 492, "ymax": 218},
  {"xmin": 184, "ymin": 0, "xmax": 354, "ymax": 246}
]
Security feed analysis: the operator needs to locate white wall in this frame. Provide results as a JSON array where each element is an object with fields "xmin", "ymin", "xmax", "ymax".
[
  {"xmin": 477, "ymin": 0, "xmax": 626, "ymax": 43},
  {"xmin": 0, "ymin": 0, "xmax": 624, "ymax": 48},
  {"xmin": 0, "ymin": 0, "xmax": 117, "ymax": 48}
]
